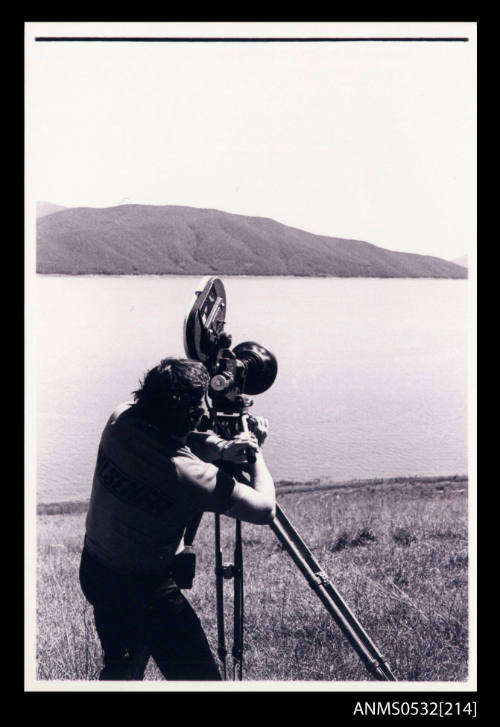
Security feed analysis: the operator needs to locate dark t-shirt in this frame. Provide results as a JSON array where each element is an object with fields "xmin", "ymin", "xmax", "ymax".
[{"xmin": 85, "ymin": 403, "xmax": 235, "ymax": 574}]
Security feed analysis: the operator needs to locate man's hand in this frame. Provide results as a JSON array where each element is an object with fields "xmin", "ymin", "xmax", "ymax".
[
  {"xmin": 248, "ymin": 416, "xmax": 269, "ymax": 447},
  {"xmin": 220, "ymin": 432, "xmax": 260, "ymax": 464}
]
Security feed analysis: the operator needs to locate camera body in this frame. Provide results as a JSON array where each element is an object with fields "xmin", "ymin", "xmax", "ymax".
[{"xmin": 183, "ymin": 276, "xmax": 278, "ymax": 415}]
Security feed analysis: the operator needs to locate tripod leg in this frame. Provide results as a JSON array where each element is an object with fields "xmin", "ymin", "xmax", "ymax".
[
  {"xmin": 275, "ymin": 505, "xmax": 395, "ymax": 678},
  {"xmin": 232, "ymin": 519, "xmax": 244, "ymax": 680},
  {"xmin": 214, "ymin": 513, "xmax": 227, "ymax": 679},
  {"xmin": 277, "ymin": 505, "xmax": 396, "ymax": 680},
  {"xmin": 270, "ymin": 505, "xmax": 396, "ymax": 681}
]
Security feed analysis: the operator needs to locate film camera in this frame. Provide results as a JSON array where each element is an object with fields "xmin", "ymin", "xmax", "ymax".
[
  {"xmin": 183, "ymin": 276, "xmax": 278, "ymax": 417},
  {"xmin": 174, "ymin": 276, "xmax": 277, "ymax": 590}
]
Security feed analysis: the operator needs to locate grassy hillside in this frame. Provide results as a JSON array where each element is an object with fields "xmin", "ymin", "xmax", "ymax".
[
  {"xmin": 35, "ymin": 477, "xmax": 468, "ymax": 682},
  {"xmin": 36, "ymin": 204, "xmax": 468, "ymax": 278}
]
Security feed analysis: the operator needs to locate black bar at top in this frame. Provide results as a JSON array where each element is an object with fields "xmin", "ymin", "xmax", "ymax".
[{"xmin": 35, "ymin": 36, "xmax": 470, "ymax": 43}]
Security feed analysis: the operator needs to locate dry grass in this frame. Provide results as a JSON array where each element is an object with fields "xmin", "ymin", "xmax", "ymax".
[{"xmin": 35, "ymin": 479, "xmax": 469, "ymax": 682}]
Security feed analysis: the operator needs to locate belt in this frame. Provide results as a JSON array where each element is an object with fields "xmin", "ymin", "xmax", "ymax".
[{"xmin": 82, "ymin": 543, "xmax": 174, "ymax": 579}]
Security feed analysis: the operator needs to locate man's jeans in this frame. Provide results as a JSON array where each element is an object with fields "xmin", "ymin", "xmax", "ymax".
[{"xmin": 79, "ymin": 546, "xmax": 221, "ymax": 680}]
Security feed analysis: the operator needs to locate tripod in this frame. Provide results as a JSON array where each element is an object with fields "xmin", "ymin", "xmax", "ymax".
[
  {"xmin": 182, "ymin": 274, "xmax": 395, "ymax": 680},
  {"xmin": 209, "ymin": 408, "xmax": 397, "ymax": 682}
]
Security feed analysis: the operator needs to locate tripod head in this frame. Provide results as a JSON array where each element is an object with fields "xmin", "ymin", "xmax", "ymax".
[{"xmin": 183, "ymin": 276, "xmax": 278, "ymax": 422}]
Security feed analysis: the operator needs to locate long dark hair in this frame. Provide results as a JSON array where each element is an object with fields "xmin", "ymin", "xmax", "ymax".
[{"xmin": 132, "ymin": 357, "xmax": 209, "ymax": 433}]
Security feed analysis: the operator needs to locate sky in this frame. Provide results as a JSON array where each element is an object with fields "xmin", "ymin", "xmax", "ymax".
[{"xmin": 25, "ymin": 22, "xmax": 476, "ymax": 261}]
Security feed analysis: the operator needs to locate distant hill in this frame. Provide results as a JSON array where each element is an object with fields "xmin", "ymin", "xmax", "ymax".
[
  {"xmin": 36, "ymin": 201, "xmax": 68, "ymax": 219},
  {"xmin": 452, "ymin": 255, "xmax": 468, "ymax": 269},
  {"xmin": 36, "ymin": 203, "xmax": 468, "ymax": 278}
]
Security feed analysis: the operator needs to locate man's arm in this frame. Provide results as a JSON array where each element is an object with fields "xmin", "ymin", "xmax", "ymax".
[
  {"xmin": 174, "ymin": 445, "xmax": 275, "ymax": 525},
  {"xmin": 186, "ymin": 431, "xmax": 227, "ymax": 462},
  {"xmin": 186, "ymin": 419, "xmax": 275, "ymax": 525},
  {"xmin": 223, "ymin": 451, "xmax": 275, "ymax": 525},
  {"xmin": 188, "ymin": 425, "xmax": 268, "ymax": 465}
]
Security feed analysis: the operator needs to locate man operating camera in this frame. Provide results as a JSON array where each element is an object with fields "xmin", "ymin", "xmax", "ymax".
[{"xmin": 79, "ymin": 357, "xmax": 275, "ymax": 681}]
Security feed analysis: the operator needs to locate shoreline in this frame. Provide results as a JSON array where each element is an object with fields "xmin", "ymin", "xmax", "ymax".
[
  {"xmin": 35, "ymin": 272, "xmax": 468, "ymax": 281},
  {"xmin": 37, "ymin": 474, "xmax": 468, "ymax": 515}
]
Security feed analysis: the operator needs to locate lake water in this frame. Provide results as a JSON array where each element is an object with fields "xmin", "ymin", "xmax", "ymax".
[{"xmin": 32, "ymin": 275, "xmax": 468, "ymax": 504}]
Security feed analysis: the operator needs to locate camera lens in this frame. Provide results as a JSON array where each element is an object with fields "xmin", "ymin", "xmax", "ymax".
[{"xmin": 232, "ymin": 342, "xmax": 278, "ymax": 395}]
